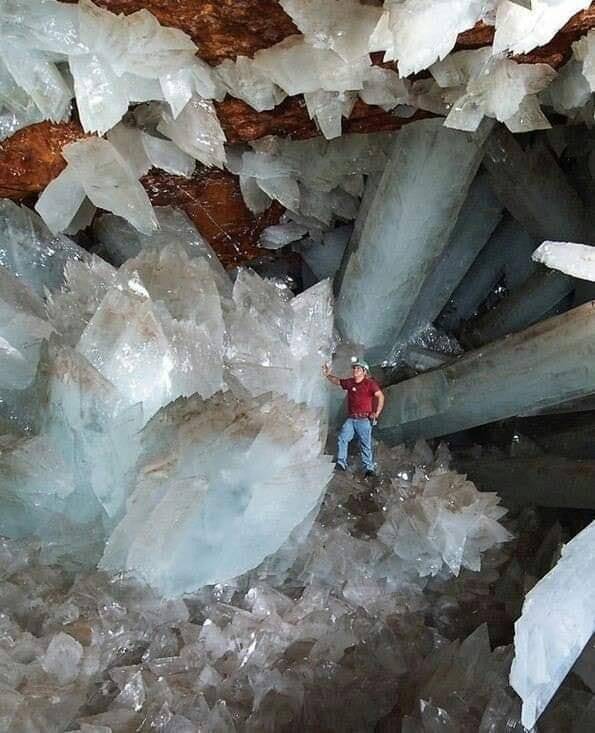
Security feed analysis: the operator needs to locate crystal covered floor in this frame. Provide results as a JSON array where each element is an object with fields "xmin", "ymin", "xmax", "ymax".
[{"xmin": 1, "ymin": 440, "xmax": 593, "ymax": 732}]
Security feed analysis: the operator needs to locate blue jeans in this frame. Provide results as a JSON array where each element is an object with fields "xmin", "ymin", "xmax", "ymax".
[{"xmin": 337, "ymin": 418, "xmax": 374, "ymax": 471}]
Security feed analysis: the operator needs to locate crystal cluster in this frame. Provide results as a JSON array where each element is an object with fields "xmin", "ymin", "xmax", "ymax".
[
  {"xmin": 1, "ymin": 0, "xmax": 587, "ymax": 155},
  {"xmin": 0, "ymin": 203, "xmax": 336, "ymax": 595},
  {"xmin": 230, "ymin": 132, "xmax": 393, "ymax": 244}
]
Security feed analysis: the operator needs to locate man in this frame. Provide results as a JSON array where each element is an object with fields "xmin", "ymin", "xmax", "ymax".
[{"xmin": 323, "ymin": 359, "xmax": 384, "ymax": 477}]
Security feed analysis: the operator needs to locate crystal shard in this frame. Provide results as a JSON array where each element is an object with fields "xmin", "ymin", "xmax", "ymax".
[
  {"xmin": 493, "ymin": 0, "xmax": 591, "ymax": 56},
  {"xmin": 158, "ymin": 95, "xmax": 227, "ymax": 169},
  {"xmin": 510, "ymin": 520, "xmax": 595, "ymax": 729},
  {"xmin": 532, "ymin": 240, "xmax": 595, "ymax": 281}
]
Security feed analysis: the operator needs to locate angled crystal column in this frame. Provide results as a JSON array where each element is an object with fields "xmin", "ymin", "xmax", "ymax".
[
  {"xmin": 465, "ymin": 268, "xmax": 573, "ymax": 347},
  {"xmin": 438, "ymin": 214, "xmax": 537, "ymax": 333},
  {"xmin": 379, "ymin": 300, "xmax": 595, "ymax": 443},
  {"xmin": 335, "ymin": 119, "xmax": 491, "ymax": 360},
  {"xmin": 391, "ymin": 172, "xmax": 502, "ymax": 355},
  {"xmin": 474, "ymin": 126, "xmax": 589, "ymax": 343},
  {"xmin": 510, "ymin": 520, "xmax": 595, "ymax": 730}
]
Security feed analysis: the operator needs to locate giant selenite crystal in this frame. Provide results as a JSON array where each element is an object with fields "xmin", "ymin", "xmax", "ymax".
[
  {"xmin": 100, "ymin": 391, "xmax": 333, "ymax": 595},
  {"xmin": 0, "ymin": 204, "xmax": 335, "ymax": 595},
  {"xmin": 510, "ymin": 520, "xmax": 595, "ymax": 729},
  {"xmin": 335, "ymin": 118, "xmax": 491, "ymax": 360},
  {"xmin": 379, "ymin": 299, "xmax": 595, "ymax": 443}
]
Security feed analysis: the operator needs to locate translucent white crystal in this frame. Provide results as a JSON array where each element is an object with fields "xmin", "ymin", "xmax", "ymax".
[
  {"xmin": 260, "ymin": 222, "xmax": 308, "ymax": 249},
  {"xmin": 494, "ymin": 0, "xmax": 591, "ymax": 56},
  {"xmin": 543, "ymin": 60, "xmax": 592, "ymax": 114},
  {"xmin": 378, "ymin": 469, "xmax": 511, "ymax": 576},
  {"xmin": 107, "ymin": 123, "xmax": 152, "ymax": 178},
  {"xmin": 510, "ymin": 520, "xmax": 595, "ymax": 729},
  {"xmin": 0, "ymin": 266, "xmax": 54, "ymax": 389},
  {"xmin": 140, "ymin": 132, "xmax": 195, "ymax": 177},
  {"xmin": 76, "ymin": 287, "xmax": 175, "ymax": 419},
  {"xmin": 69, "ymin": 52, "xmax": 130, "ymax": 135},
  {"xmin": 78, "ymin": 0, "xmax": 197, "ymax": 79},
  {"xmin": 304, "ymin": 90, "xmax": 356, "ymax": 140},
  {"xmin": 432, "ymin": 51, "xmax": 556, "ymax": 132},
  {"xmin": 158, "ymin": 95, "xmax": 227, "ymax": 168},
  {"xmin": 359, "ymin": 66, "xmax": 410, "ymax": 111},
  {"xmin": 45, "ymin": 255, "xmax": 119, "ymax": 347},
  {"xmin": 34, "ymin": 164, "xmax": 87, "ymax": 235},
  {"xmin": 93, "ymin": 207, "xmax": 231, "ymax": 299},
  {"xmin": 532, "ymin": 240, "xmax": 595, "ymax": 281},
  {"xmin": 216, "ymin": 56, "xmax": 286, "ymax": 112},
  {"xmin": 376, "ymin": 0, "xmax": 492, "ymax": 77},
  {"xmin": 0, "ymin": 41, "xmax": 72, "ymax": 121},
  {"xmin": 252, "ymin": 35, "xmax": 370, "ymax": 96},
  {"xmin": 0, "ymin": 199, "xmax": 88, "ymax": 295},
  {"xmin": 573, "ymin": 29, "xmax": 595, "ymax": 91},
  {"xmin": 62, "ymin": 137, "xmax": 158, "ymax": 235},
  {"xmin": 279, "ymin": 0, "xmax": 382, "ymax": 62},
  {"xmin": 0, "ymin": 0, "xmax": 85, "ymax": 56}
]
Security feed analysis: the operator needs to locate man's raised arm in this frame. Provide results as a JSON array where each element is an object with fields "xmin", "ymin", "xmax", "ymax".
[{"xmin": 322, "ymin": 363, "xmax": 342, "ymax": 387}]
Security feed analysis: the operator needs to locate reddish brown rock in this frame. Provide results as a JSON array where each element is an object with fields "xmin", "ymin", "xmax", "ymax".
[
  {"xmin": 141, "ymin": 168, "xmax": 284, "ymax": 267},
  {"xmin": 0, "ymin": 121, "xmax": 282, "ymax": 267}
]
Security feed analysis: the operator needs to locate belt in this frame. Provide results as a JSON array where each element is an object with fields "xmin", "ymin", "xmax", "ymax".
[{"xmin": 350, "ymin": 413, "xmax": 370, "ymax": 419}]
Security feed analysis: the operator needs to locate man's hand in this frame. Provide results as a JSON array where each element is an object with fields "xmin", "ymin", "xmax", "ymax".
[{"xmin": 369, "ymin": 412, "xmax": 378, "ymax": 420}]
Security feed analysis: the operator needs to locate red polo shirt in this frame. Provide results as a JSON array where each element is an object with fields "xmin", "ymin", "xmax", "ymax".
[{"xmin": 339, "ymin": 377, "xmax": 380, "ymax": 417}]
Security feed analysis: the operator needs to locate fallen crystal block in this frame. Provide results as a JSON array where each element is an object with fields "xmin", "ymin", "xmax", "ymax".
[
  {"xmin": 532, "ymin": 240, "xmax": 595, "ymax": 281},
  {"xmin": 510, "ymin": 520, "xmax": 595, "ymax": 729},
  {"xmin": 41, "ymin": 632, "xmax": 83, "ymax": 686},
  {"xmin": 100, "ymin": 391, "xmax": 333, "ymax": 595}
]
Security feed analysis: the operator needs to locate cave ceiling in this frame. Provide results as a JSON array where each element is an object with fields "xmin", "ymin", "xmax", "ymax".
[{"xmin": 1, "ymin": 0, "xmax": 595, "ymax": 266}]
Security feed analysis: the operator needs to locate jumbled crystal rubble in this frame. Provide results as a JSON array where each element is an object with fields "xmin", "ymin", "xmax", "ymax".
[
  {"xmin": 0, "ymin": 438, "xmax": 520, "ymax": 732},
  {"xmin": 1, "ymin": 0, "xmax": 591, "ymax": 150},
  {"xmin": 0, "ymin": 203, "xmax": 338, "ymax": 595},
  {"xmin": 2, "ymin": 443, "xmax": 593, "ymax": 731}
]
